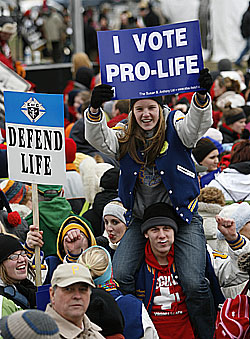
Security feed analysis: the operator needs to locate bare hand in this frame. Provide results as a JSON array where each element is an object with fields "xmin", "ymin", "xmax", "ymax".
[
  {"xmin": 26, "ymin": 225, "xmax": 44, "ymax": 249},
  {"xmin": 216, "ymin": 215, "xmax": 238, "ymax": 242},
  {"xmin": 63, "ymin": 228, "xmax": 87, "ymax": 255}
]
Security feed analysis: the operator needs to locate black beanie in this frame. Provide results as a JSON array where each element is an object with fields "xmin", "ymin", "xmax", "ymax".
[
  {"xmin": 141, "ymin": 202, "xmax": 179, "ymax": 234},
  {"xmin": 130, "ymin": 96, "xmax": 163, "ymax": 110},
  {"xmin": 192, "ymin": 137, "xmax": 217, "ymax": 164},
  {"xmin": 0, "ymin": 234, "xmax": 23, "ymax": 263},
  {"xmin": 75, "ymin": 66, "xmax": 94, "ymax": 89},
  {"xmin": 86, "ymin": 288, "xmax": 125, "ymax": 336}
]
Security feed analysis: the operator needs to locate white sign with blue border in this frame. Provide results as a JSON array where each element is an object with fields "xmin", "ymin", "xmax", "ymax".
[
  {"xmin": 4, "ymin": 91, "xmax": 66, "ymax": 185},
  {"xmin": 98, "ymin": 20, "xmax": 204, "ymax": 100}
]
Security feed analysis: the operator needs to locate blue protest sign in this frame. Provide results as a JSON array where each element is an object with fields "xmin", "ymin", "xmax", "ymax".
[
  {"xmin": 98, "ymin": 20, "xmax": 203, "ymax": 100},
  {"xmin": 4, "ymin": 91, "xmax": 66, "ymax": 185}
]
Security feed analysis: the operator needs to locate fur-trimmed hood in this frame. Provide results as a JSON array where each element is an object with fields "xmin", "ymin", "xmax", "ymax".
[{"xmin": 79, "ymin": 156, "xmax": 114, "ymax": 204}]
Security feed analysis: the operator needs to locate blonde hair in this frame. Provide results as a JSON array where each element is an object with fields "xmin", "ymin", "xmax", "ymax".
[
  {"xmin": 118, "ymin": 105, "xmax": 165, "ymax": 165},
  {"xmin": 78, "ymin": 246, "xmax": 109, "ymax": 279},
  {"xmin": 0, "ymin": 263, "xmax": 17, "ymax": 285},
  {"xmin": 72, "ymin": 52, "xmax": 92, "ymax": 78}
]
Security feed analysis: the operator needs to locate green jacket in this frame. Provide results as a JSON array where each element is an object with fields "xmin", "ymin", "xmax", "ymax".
[{"xmin": 0, "ymin": 295, "xmax": 22, "ymax": 318}]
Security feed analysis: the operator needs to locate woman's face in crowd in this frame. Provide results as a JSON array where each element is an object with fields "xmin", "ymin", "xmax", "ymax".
[
  {"xmin": 133, "ymin": 99, "xmax": 160, "ymax": 131},
  {"xmin": 3, "ymin": 250, "xmax": 28, "ymax": 282},
  {"xmin": 104, "ymin": 215, "xmax": 127, "ymax": 244},
  {"xmin": 214, "ymin": 79, "xmax": 226, "ymax": 98},
  {"xmin": 200, "ymin": 149, "xmax": 219, "ymax": 172},
  {"xmin": 230, "ymin": 118, "xmax": 246, "ymax": 134}
]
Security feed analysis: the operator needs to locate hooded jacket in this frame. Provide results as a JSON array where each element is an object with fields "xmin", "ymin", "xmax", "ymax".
[
  {"xmin": 208, "ymin": 161, "xmax": 250, "ymax": 202},
  {"xmin": 25, "ymin": 197, "xmax": 73, "ymax": 257}
]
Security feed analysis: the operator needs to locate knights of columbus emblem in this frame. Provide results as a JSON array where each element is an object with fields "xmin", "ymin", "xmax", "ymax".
[{"xmin": 21, "ymin": 97, "xmax": 46, "ymax": 123}]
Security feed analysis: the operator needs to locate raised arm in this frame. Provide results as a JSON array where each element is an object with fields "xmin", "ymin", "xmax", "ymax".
[
  {"xmin": 84, "ymin": 84, "xmax": 120, "ymax": 158},
  {"xmin": 174, "ymin": 68, "xmax": 214, "ymax": 148}
]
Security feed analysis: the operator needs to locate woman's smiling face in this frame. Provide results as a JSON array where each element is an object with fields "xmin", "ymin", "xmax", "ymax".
[
  {"xmin": 133, "ymin": 99, "xmax": 160, "ymax": 131},
  {"xmin": 3, "ymin": 251, "xmax": 28, "ymax": 282}
]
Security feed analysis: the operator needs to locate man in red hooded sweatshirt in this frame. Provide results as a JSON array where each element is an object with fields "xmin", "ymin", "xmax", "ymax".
[{"xmin": 135, "ymin": 202, "xmax": 196, "ymax": 339}]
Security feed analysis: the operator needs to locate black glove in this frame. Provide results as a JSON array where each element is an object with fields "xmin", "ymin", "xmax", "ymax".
[
  {"xmin": 198, "ymin": 68, "xmax": 213, "ymax": 95},
  {"xmin": 90, "ymin": 84, "xmax": 114, "ymax": 109}
]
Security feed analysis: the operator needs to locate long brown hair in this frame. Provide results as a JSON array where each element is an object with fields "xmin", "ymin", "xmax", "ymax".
[
  {"xmin": 118, "ymin": 105, "xmax": 166, "ymax": 165},
  {"xmin": 230, "ymin": 140, "xmax": 250, "ymax": 164}
]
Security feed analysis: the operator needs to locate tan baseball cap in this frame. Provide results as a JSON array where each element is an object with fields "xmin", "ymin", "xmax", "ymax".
[{"xmin": 51, "ymin": 263, "xmax": 95, "ymax": 288}]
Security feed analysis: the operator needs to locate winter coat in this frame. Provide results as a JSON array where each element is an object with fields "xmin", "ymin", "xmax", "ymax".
[
  {"xmin": 208, "ymin": 235, "xmax": 250, "ymax": 298},
  {"xmin": 84, "ymin": 94, "xmax": 213, "ymax": 223},
  {"xmin": 0, "ymin": 277, "xmax": 36, "ymax": 317},
  {"xmin": 219, "ymin": 123, "xmax": 242, "ymax": 144},
  {"xmin": 208, "ymin": 161, "xmax": 250, "ymax": 202},
  {"xmin": 25, "ymin": 197, "xmax": 74, "ymax": 257}
]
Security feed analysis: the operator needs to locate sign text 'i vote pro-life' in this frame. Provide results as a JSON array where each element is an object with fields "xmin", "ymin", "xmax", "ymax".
[
  {"xmin": 4, "ymin": 91, "xmax": 66, "ymax": 185},
  {"xmin": 98, "ymin": 20, "xmax": 204, "ymax": 100}
]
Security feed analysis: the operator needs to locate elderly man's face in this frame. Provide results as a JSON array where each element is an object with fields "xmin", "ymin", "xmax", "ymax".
[{"xmin": 50, "ymin": 282, "xmax": 91, "ymax": 328}]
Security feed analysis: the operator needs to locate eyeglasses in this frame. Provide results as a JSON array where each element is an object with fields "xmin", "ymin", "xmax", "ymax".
[{"xmin": 7, "ymin": 251, "xmax": 27, "ymax": 261}]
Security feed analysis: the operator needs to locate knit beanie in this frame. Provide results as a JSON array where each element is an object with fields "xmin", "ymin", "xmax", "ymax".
[
  {"xmin": 130, "ymin": 96, "xmax": 163, "ymax": 110},
  {"xmin": 0, "ymin": 180, "xmax": 30, "ymax": 204},
  {"xmin": 0, "ymin": 234, "xmax": 23, "ymax": 263},
  {"xmin": 57, "ymin": 215, "xmax": 96, "ymax": 261},
  {"xmin": 0, "ymin": 309, "xmax": 60, "ymax": 339},
  {"xmin": 65, "ymin": 137, "xmax": 76, "ymax": 164},
  {"xmin": 75, "ymin": 66, "xmax": 94, "ymax": 89},
  {"xmin": 225, "ymin": 110, "xmax": 246, "ymax": 125},
  {"xmin": 192, "ymin": 137, "xmax": 217, "ymax": 164},
  {"xmin": 103, "ymin": 199, "xmax": 127, "ymax": 224},
  {"xmin": 86, "ymin": 288, "xmax": 125, "ymax": 337},
  {"xmin": 141, "ymin": 202, "xmax": 179, "ymax": 234},
  {"xmin": 217, "ymin": 202, "xmax": 250, "ymax": 240},
  {"xmin": 203, "ymin": 128, "xmax": 223, "ymax": 144}
]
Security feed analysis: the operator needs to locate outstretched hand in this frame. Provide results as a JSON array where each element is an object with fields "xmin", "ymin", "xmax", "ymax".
[
  {"xmin": 197, "ymin": 68, "xmax": 213, "ymax": 96},
  {"xmin": 216, "ymin": 215, "xmax": 238, "ymax": 242},
  {"xmin": 90, "ymin": 84, "xmax": 114, "ymax": 109}
]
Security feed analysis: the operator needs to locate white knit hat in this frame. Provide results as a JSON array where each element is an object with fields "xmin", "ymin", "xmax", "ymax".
[
  {"xmin": 203, "ymin": 128, "xmax": 223, "ymax": 144},
  {"xmin": 217, "ymin": 203, "xmax": 250, "ymax": 240}
]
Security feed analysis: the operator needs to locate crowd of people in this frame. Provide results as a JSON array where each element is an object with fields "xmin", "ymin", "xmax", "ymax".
[{"xmin": 0, "ymin": 2, "xmax": 250, "ymax": 339}]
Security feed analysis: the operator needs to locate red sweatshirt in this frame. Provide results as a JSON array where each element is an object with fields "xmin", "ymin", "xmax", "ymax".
[{"xmin": 145, "ymin": 242, "xmax": 195, "ymax": 339}]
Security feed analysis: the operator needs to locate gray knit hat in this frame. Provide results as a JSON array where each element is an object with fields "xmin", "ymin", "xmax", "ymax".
[
  {"xmin": 103, "ymin": 199, "xmax": 127, "ymax": 224},
  {"xmin": 0, "ymin": 310, "xmax": 60, "ymax": 339}
]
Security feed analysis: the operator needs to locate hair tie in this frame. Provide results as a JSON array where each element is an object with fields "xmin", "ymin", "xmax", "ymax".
[{"xmin": 85, "ymin": 264, "xmax": 91, "ymax": 270}]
